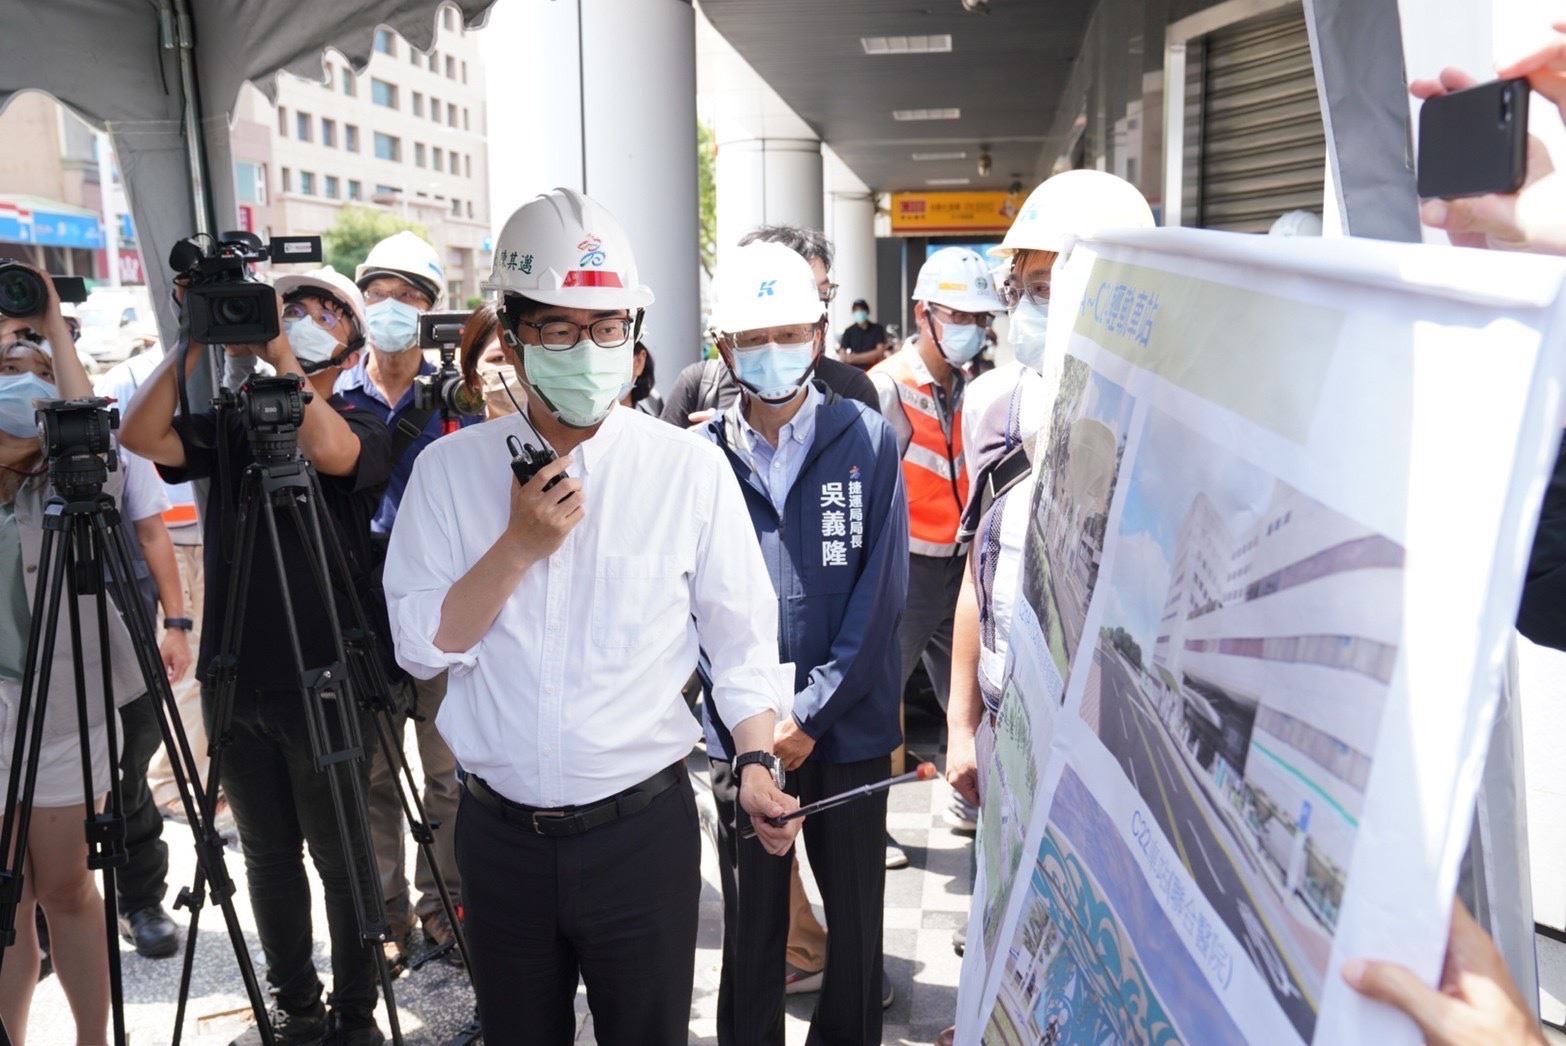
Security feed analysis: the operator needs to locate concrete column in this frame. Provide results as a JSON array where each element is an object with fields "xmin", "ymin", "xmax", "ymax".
[
  {"xmin": 482, "ymin": 0, "xmax": 701, "ymax": 392},
  {"xmin": 715, "ymin": 137, "xmax": 822, "ymax": 272},
  {"xmin": 824, "ymin": 190, "xmax": 877, "ymax": 338}
]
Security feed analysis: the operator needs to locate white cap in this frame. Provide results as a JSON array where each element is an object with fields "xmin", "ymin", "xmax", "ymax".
[
  {"xmin": 997, "ymin": 171, "xmax": 1154, "ymax": 256},
  {"xmin": 711, "ymin": 241, "xmax": 825, "ymax": 333},
  {"xmin": 275, "ymin": 266, "xmax": 369, "ymax": 339},
  {"xmin": 1268, "ymin": 210, "xmax": 1324, "ymax": 237},
  {"xmin": 912, "ymin": 247, "xmax": 1005, "ymax": 313},
  {"xmin": 482, "ymin": 188, "xmax": 654, "ymax": 311},
  {"xmin": 355, "ymin": 230, "xmax": 444, "ymax": 306}
]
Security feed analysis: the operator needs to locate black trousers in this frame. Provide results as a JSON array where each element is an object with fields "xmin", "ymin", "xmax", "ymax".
[
  {"xmin": 455, "ymin": 769, "xmax": 702, "ymax": 1045},
  {"xmin": 204, "ymin": 686, "xmax": 380, "ymax": 1022},
  {"xmin": 113, "ymin": 575, "xmax": 168, "ymax": 914},
  {"xmin": 711, "ymin": 755, "xmax": 889, "ymax": 1046}
]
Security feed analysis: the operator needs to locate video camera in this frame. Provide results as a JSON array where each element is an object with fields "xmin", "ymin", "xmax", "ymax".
[
  {"xmin": 168, "ymin": 231, "xmax": 322, "ymax": 344},
  {"xmin": 239, "ymin": 374, "xmax": 311, "ymax": 466},
  {"xmin": 0, "ymin": 264, "xmax": 87, "ymax": 318},
  {"xmin": 412, "ymin": 310, "xmax": 483, "ymax": 425},
  {"xmin": 34, "ymin": 397, "xmax": 119, "ymax": 498}
]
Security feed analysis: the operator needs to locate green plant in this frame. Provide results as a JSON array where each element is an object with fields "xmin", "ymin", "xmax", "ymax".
[
  {"xmin": 322, "ymin": 206, "xmax": 429, "ymax": 279},
  {"xmin": 698, "ymin": 121, "xmax": 718, "ymax": 278}
]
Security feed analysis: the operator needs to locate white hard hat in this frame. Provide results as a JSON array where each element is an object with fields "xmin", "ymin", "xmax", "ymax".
[
  {"xmin": 1268, "ymin": 210, "xmax": 1323, "ymax": 237},
  {"xmin": 912, "ymin": 247, "xmax": 1005, "ymax": 313},
  {"xmin": 711, "ymin": 241, "xmax": 825, "ymax": 333},
  {"xmin": 275, "ymin": 266, "xmax": 369, "ymax": 340},
  {"xmin": 355, "ymin": 230, "xmax": 444, "ymax": 306},
  {"xmin": 482, "ymin": 187, "xmax": 654, "ymax": 311},
  {"xmin": 997, "ymin": 171, "xmax": 1154, "ymax": 256}
]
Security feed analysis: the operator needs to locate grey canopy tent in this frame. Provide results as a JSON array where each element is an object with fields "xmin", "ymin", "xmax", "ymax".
[{"xmin": 0, "ymin": 0, "xmax": 496, "ymax": 354}]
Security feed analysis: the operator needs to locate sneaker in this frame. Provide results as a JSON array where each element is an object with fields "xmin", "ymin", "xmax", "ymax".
[
  {"xmin": 118, "ymin": 904, "xmax": 180, "ymax": 958},
  {"xmin": 944, "ymin": 794, "xmax": 978, "ymax": 834},
  {"xmin": 885, "ymin": 842, "xmax": 909, "ymax": 870},
  {"xmin": 784, "ymin": 961, "xmax": 823, "ymax": 995},
  {"xmin": 229, "ymin": 999, "xmax": 329, "ymax": 1046},
  {"xmin": 331, "ymin": 1012, "xmax": 385, "ymax": 1046},
  {"xmin": 952, "ymin": 926, "xmax": 966, "ymax": 957}
]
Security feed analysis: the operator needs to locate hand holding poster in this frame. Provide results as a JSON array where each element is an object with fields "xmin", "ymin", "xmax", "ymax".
[{"xmin": 959, "ymin": 228, "xmax": 1566, "ymax": 1044}]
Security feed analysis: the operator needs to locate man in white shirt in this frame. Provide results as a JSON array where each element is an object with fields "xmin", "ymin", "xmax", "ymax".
[{"xmin": 383, "ymin": 188, "xmax": 799, "ymax": 1044}]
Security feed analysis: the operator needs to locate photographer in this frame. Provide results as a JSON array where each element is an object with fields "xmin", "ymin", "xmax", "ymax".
[
  {"xmin": 337, "ymin": 232, "xmax": 474, "ymax": 966},
  {"xmin": 0, "ymin": 269, "xmax": 144, "ymax": 1045},
  {"xmin": 120, "ymin": 267, "xmax": 394, "ymax": 1046},
  {"xmin": 383, "ymin": 188, "xmax": 799, "ymax": 1043}
]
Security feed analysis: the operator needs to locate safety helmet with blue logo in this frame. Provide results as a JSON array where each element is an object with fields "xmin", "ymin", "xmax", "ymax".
[
  {"xmin": 710, "ymin": 241, "xmax": 825, "ymax": 334},
  {"xmin": 355, "ymin": 230, "xmax": 445, "ymax": 306}
]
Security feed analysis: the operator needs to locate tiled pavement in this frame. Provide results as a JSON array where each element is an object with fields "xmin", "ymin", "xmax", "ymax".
[{"xmin": 30, "ymin": 711, "xmax": 972, "ymax": 1045}]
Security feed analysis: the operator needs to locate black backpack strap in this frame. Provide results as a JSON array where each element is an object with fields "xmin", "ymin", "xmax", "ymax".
[
  {"xmin": 959, "ymin": 444, "xmax": 1032, "ymax": 543},
  {"xmin": 391, "ymin": 405, "xmax": 439, "ymax": 462},
  {"xmin": 696, "ymin": 358, "xmax": 726, "ymax": 413}
]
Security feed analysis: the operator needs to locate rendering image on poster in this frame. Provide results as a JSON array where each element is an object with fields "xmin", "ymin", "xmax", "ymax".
[
  {"xmin": 1081, "ymin": 406, "xmax": 1406, "ymax": 1040},
  {"xmin": 978, "ymin": 679, "xmax": 1040, "ymax": 960},
  {"xmin": 1021, "ymin": 357, "xmax": 1135, "ymax": 686}
]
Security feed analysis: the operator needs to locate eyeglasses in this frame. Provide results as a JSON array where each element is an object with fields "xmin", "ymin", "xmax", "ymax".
[
  {"xmin": 516, "ymin": 316, "xmax": 634, "ymax": 350},
  {"xmin": 282, "ymin": 302, "xmax": 345, "ymax": 329},
  {"xmin": 819, "ymin": 282, "xmax": 839, "ymax": 304},
  {"xmin": 929, "ymin": 303, "xmax": 993, "ymax": 328},
  {"xmin": 364, "ymin": 285, "xmax": 432, "ymax": 307},
  {"xmin": 1001, "ymin": 276, "xmax": 1052, "ymax": 310},
  {"xmin": 731, "ymin": 326, "xmax": 817, "ymax": 350}
]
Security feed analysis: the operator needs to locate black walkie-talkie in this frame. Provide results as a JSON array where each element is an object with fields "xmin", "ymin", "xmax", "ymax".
[{"xmin": 507, "ymin": 433, "xmax": 562, "ymax": 491}]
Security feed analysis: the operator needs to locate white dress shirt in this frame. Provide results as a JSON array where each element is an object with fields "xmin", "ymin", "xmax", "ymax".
[{"xmin": 383, "ymin": 404, "xmax": 792, "ymax": 808}]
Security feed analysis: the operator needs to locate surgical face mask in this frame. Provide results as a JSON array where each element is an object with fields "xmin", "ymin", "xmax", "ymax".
[
  {"xmin": 285, "ymin": 316, "xmax": 344, "ymax": 367},
  {"xmin": 521, "ymin": 340, "xmax": 630, "ymax": 428},
  {"xmin": 733, "ymin": 343, "xmax": 816, "ymax": 403},
  {"xmin": 478, "ymin": 359, "xmax": 522, "ymax": 417},
  {"xmin": 0, "ymin": 372, "xmax": 57, "ymax": 438},
  {"xmin": 934, "ymin": 315, "xmax": 986, "ymax": 365},
  {"xmin": 852, "ymin": 309, "xmax": 869, "ymax": 324},
  {"xmin": 366, "ymin": 298, "xmax": 420, "ymax": 353},
  {"xmin": 1009, "ymin": 297, "xmax": 1049, "ymax": 372}
]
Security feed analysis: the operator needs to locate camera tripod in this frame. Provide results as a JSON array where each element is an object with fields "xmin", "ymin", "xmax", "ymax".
[
  {"xmin": 0, "ymin": 400, "xmax": 272, "ymax": 1046},
  {"xmin": 174, "ymin": 375, "xmax": 475, "ymax": 1045}
]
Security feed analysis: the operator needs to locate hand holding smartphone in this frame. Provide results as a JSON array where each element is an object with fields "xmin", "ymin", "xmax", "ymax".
[{"xmin": 1416, "ymin": 77, "xmax": 1530, "ymax": 200}]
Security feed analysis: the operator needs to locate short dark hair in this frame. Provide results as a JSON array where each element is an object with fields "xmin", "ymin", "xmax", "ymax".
[
  {"xmin": 737, "ymin": 225, "xmax": 834, "ymax": 272},
  {"xmin": 851, "ymin": 298, "xmax": 870, "ymax": 311}
]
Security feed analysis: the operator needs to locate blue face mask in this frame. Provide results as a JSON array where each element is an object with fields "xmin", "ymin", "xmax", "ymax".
[
  {"xmin": 366, "ymin": 298, "xmax": 420, "ymax": 353},
  {"xmin": 1009, "ymin": 297, "xmax": 1049, "ymax": 372},
  {"xmin": 0, "ymin": 372, "xmax": 58, "ymax": 438},
  {"xmin": 733, "ymin": 343, "xmax": 816, "ymax": 402},
  {"xmin": 934, "ymin": 315, "xmax": 986, "ymax": 365}
]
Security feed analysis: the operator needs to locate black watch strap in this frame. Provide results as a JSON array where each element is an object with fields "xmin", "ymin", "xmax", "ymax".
[
  {"xmin": 163, "ymin": 617, "xmax": 194, "ymax": 631},
  {"xmin": 735, "ymin": 750, "xmax": 783, "ymax": 788}
]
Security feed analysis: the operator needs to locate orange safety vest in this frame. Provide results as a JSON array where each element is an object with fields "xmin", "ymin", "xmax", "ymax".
[{"xmin": 873, "ymin": 347, "xmax": 967, "ymax": 556}]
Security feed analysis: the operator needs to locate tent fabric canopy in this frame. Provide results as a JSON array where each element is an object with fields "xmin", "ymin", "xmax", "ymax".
[{"xmin": 0, "ymin": 0, "xmax": 496, "ymax": 347}]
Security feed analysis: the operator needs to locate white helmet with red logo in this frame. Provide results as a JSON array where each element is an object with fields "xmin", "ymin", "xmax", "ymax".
[{"xmin": 482, "ymin": 188, "xmax": 655, "ymax": 311}]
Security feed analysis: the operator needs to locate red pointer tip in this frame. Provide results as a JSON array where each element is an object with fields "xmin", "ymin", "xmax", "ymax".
[{"xmin": 915, "ymin": 762, "xmax": 938, "ymax": 781}]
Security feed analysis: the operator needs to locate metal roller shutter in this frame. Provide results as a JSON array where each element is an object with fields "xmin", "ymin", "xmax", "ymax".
[{"xmin": 1193, "ymin": 6, "xmax": 1325, "ymax": 232}]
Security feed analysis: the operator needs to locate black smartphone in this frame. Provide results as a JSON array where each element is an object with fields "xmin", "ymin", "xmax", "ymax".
[
  {"xmin": 51, "ymin": 275, "xmax": 87, "ymax": 304},
  {"xmin": 1417, "ymin": 77, "xmax": 1530, "ymax": 199}
]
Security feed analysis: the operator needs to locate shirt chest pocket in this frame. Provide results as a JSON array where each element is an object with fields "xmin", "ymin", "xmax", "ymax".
[{"xmin": 591, "ymin": 554, "xmax": 685, "ymax": 653}]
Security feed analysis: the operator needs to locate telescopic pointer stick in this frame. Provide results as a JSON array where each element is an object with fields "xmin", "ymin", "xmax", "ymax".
[{"xmin": 740, "ymin": 762, "xmax": 939, "ymax": 840}]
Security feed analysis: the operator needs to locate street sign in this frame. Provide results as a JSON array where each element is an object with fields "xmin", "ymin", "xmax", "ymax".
[{"xmin": 889, "ymin": 190, "xmax": 1025, "ymax": 236}]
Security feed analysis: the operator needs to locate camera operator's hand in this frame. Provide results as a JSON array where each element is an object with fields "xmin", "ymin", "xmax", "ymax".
[
  {"xmin": 159, "ymin": 628, "xmax": 193, "ymax": 685},
  {"xmin": 1412, "ymin": 62, "xmax": 1566, "ymax": 253},
  {"xmin": 502, "ymin": 453, "xmax": 583, "ymax": 565},
  {"xmin": 1, "ymin": 262, "xmax": 91, "ymax": 399}
]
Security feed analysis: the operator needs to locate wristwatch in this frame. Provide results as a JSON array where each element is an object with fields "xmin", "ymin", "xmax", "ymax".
[
  {"xmin": 163, "ymin": 617, "xmax": 194, "ymax": 632},
  {"xmin": 735, "ymin": 750, "xmax": 785, "ymax": 790}
]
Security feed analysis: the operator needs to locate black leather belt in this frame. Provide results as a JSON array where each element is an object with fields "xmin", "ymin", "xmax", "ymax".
[{"xmin": 464, "ymin": 763, "xmax": 686, "ymax": 838}]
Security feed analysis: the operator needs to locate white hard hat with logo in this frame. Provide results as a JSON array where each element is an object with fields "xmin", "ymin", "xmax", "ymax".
[
  {"xmin": 711, "ymin": 241, "xmax": 825, "ymax": 334},
  {"xmin": 997, "ymin": 170, "xmax": 1154, "ymax": 256},
  {"xmin": 355, "ymin": 230, "xmax": 445, "ymax": 306},
  {"xmin": 482, "ymin": 187, "xmax": 655, "ymax": 311},
  {"xmin": 912, "ymin": 247, "xmax": 1005, "ymax": 313},
  {"xmin": 275, "ymin": 266, "xmax": 369, "ymax": 338}
]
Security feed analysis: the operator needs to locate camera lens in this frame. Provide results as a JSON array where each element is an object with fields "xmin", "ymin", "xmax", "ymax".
[
  {"xmin": 0, "ymin": 265, "xmax": 45, "ymax": 318},
  {"xmin": 216, "ymin": 296, "xmax": 258, "ymax": 327}
]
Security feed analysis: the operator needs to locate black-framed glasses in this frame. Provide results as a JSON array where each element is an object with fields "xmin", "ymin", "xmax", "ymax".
[
  {"xmin": 517, "ymin": 316, "xmax": 634, "ymax": 350},
  {"xmin": 820, "ymin": 282, "xmax": 839, "ymax": 304},
  {"xmin": 283, "ymin": 302, "xmax": 345, "ymax": 329}
]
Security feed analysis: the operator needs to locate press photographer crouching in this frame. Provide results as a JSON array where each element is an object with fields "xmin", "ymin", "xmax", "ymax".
[
  {"xmin": 120, "ymin": 265, "xmax": 394, "ymax": 1046},
  {"xmin": 0, "ymin": 268, "xmax": 143, "ymax": 1044}
]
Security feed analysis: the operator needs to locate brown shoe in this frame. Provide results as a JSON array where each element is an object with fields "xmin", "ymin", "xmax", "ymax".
[
  {"xmin": 381, "ymin": 920, "xmax": 413, "ymax": 975},
  {"xmin": 420, "ymin": 911, "xmax": 463, "ymax": 967}
]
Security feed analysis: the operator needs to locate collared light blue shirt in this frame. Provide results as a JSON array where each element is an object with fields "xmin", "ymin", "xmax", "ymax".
[
  {"xmin": 731, "ymin": 383, "xmax": 820, "ymax": 517},
  {"xmin": 334, "ymin": 354, "xmax": 480, "ymax": 536}
]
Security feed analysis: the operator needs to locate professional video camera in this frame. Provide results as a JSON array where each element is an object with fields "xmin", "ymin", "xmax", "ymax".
[
  {"xmin": 168, "ymin": 230, "xmax": 322, "ymax": 344},
  {"xmin": 239, "ymin": 373, "xmax": 311, "ymax": 465},
  {"xmin": 412, "ymin": 310, "xmax": 483, "ymax": 425},
  {"xmin": 0, "ymin": 264, "xmax": 87, "ymax": 318},
  {"xmin": 34, "ymin": 397, "xmax": 119, "ymax": 497}
]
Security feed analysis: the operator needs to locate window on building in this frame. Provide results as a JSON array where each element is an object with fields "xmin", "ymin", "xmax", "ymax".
[
  {"xmin": 451, "ymin": 197, "xmax": 462, "ymax": 216},
  {"xmin": 445, "ymin": 55, "xmax": 456, "ymax": 79},
  {"xmin": 296, "ymin": 113, "xmax": 312, "ymax": 141},
  {"xmin": 461, "ymin": 60, "xmax": 468, "ymax": 84},
  {"xmin": 462, "ymin": 107, "xmax": 470, "ymax": 131},
  {"xmin": 371, "ymin": 78, "xmax": 398, "ymax": 109},
  {"xmin": 447, "ymin": 102, "xmax": 457, "ymax": 127},
  {"xmin": 466, "ymin": 200, "xmax": 473, "ymax": 219},
  {"xmin": 432, "ymin": 147, "xmax": 443, "ymax": 172},
  {"xmin": 415, "ymin": 143, "xmax": 426, "ymax": 168},
  {"xmin": 374, "ymin": 133, "xmax": 401, "ymax": 161},
  {"xmin": 374, "ymin": 184, "xmax": 400, "ymax": 198},
  {"xmin": 280, "ymin": 167, "xmax": 292, "ymax": 192},
  {"xmin": 345, "ymin": 124, "xmax": 360, "ymax": 152},
  {"xmin": 429, "ymin": 50, "xmax": 439, "ymax": 72},
  {"xmin": 348, "ymin": 179, "xmax": 362, "ymax": 201},
  {"xmin": 235, "ymin": 162, "xmax": 267, "ymax": 204},
  {"xmin": 341, "ymin": 68, "xmax": 355, "ymax": 96},
  {"xmin": 464, "ymin": 154, "xmax": 472, "ymax": 178},
  {"xmin": 325, "ymin": 175, "xmax": 340, "ymax": 199},
  {"xmin": 374, "ymin": 28, "xmax": 396, "ymax": 56},
  {"xmin": 277, "ymin": 106, "xmax": 287, "ymax": 137},
  {"xmin": 409, "ymin": 47, "xmax": 420, "ymax": 66},
  {"xmin": 299, "ymin": 171, "xmax": 315, "ymax": 195},
  {"xmin": 321, "ymin": 118, "xmax": 336, "ymax": 148},
  {"xmin": 443, "ymin": 7, "xmax": 455, "ymax": 30},
  {"xmin": 412, "ymin": 92, "xmax": 424, "ymax": 118},
  {"xmin": 429, "ymin": 96, "xmax": 441, "ymax": 123},
  {"xmin": 323, "ymin": 63, "xmax": 333, "ymax": 85}
]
